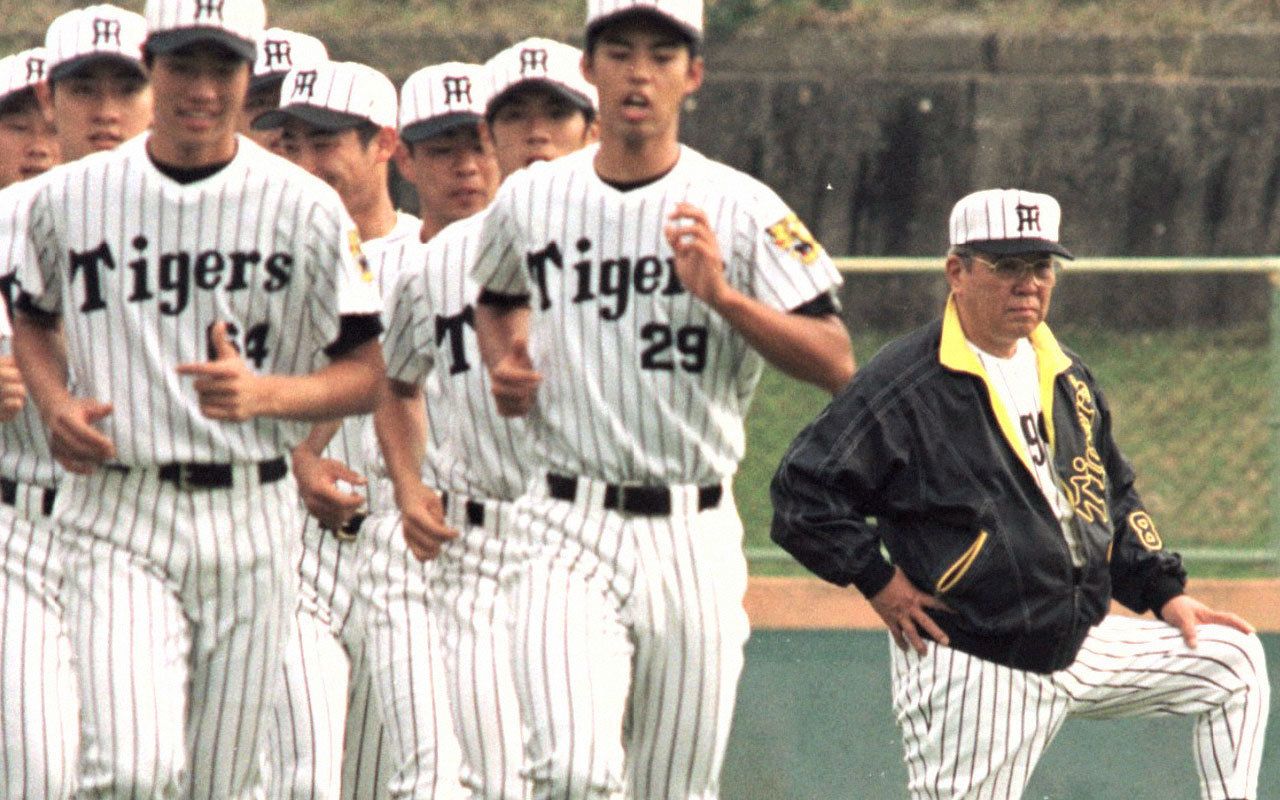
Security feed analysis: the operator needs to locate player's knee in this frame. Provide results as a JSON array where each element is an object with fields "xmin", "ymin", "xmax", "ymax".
[
  {"xmin": 1201, "ymin": 624, "xmax": 1270, "ymax": 701},
  {"xmin": 77, "ymin": 749, "xmax": 184, "ymax": 799}
]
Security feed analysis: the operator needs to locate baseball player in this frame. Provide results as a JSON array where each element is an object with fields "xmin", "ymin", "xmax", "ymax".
[
  {"xmin": 0, "ymin": 10, "xmax": 152, "ymax": 797},
  {"xmin": 239, "ymin": 27, "xmax": 327, "ymax": 155},
  {"xmin": 0, "ymin": 49, "xmax": 56, "ymax": 190},
  {"xmin": 348, "ymin": 60, "xmax": 504, "ymax": 800},
  {"xmin": 374, "ymin": 39, "xmax": 598, "ymax": 799},
  {"xmin": 770, "ymin": 188, "xmax": 1268, "ymax": 800},
  {"xmin": 392, "ymin": 61, "xmax": 500, "ymax": 243},
  {"xmin": 250, "ymin": 59, "xmax": 414, "ymax": 800},
  {"xmin": 10, "ymin": 0, "xmax": 385, "ymax": 796},
  {"xmin": 469, "ymin": 1, "xmax": 855, "ymax": 796}
]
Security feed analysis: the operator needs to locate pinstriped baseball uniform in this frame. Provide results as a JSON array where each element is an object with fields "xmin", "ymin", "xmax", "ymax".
[
  {"xmin": 0, "ymin": 176, "xmax": 78, "ymax": 800},
  {"xmin": 473, "ymin": 143, "xmax": 843, "ymax": 798},
  {"xmin": 266, "ymin": 211, "xmax": 419, "ymax": 800},
  {"xmin": 16, "ymin": 134, "xmax": 381, "ymax": 799},
  {"xmin": 381, "ymin": 210, "xmax": 533, "ymax": 799}
]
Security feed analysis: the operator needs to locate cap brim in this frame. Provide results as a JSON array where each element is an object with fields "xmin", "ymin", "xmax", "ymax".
[
  {"xmin": 252, "ymin": 104, "xmax": 369, "ymax": 132},
  {"xmin": 966, "ymin": 238, "xmax": 1074, "ymax": 260},
  {"xmin": 400, "ymin": 111, "xmax": 481, "ymax": 143},
  {"xmin": 145, "ymin": 28, "xmax": 256, "ymax": 62},
  {"xmin": 49, "ymin": 54, "xmax": 146, "ymax": 84},
  {"xmin": 586, "ymin": 8, "xmax": 702, "ymax": 46},
  {"xmin": 248, "ymin": 72, "xmax": 285, "ymax": 93},
  {"xmin": 487, "ymin": 80, "xmax": 594, "ymax": 120}
]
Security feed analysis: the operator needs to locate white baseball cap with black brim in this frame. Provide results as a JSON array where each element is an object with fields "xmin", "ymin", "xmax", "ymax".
[
  {"xmin": 143, "ymin": 0, "xmax": 265, "ymax": 63},
  {"xmin": 585, "ymin": 0, "xmax": 704, "ymax": 48},
  {"xmin": 251, "ymin": 28, "xmax": 327, "ymax": 93},
  {"xmin": 0, "ymin": 48, "xmax": 50, "ymax": 110},
  {"xmin": 252, "ymin": 60, "xmax": 397, "ymax": 133},
  {"xmin": 949, "ymin": 188, "xmax": 1075, "ymax": 260},
  {"xmin": 398, "ymin": 62, "xmax": 489, "ymax": 144},
  {"xmin": 484, "ymin": 38, "xmax": 597, "ymax": 121},
  {"xmin": 45, "ymin": 5, "xmax": 147, "ymax": 83}
]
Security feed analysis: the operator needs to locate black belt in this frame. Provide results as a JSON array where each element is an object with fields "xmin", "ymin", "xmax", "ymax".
[
  {"xmin": 441, "ymin": 492, "xmax": 485, "ymax": 527},
  {"xmin": 154, "ymin": 457, "xmax": 288, "ymax": 490},
  {"xmin": 546, "ymin": 473, "xmax": 722, "ymax": 516},
  {"xmin": 0, "ymin": 477, "xmax": 56, "ymax": 516}
]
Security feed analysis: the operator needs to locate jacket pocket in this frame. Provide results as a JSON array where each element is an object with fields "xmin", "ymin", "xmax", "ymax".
[{"xmin": 935, "ymin": 530, "xmax": 989, "ymax": 594}]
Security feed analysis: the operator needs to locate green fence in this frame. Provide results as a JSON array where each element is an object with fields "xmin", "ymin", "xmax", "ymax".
[{"xmin": 740, "ymin": 257, "xmax": 1280, "ymax": 575}]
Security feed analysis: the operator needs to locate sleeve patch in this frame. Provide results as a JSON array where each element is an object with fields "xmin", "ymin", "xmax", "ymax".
[
  {"xmin": 349, "ymin": 229, "xmax": 373, "ymax": 283},
  {"xmin": 766, "ymin": 213, "xmax": 823, "ymax": 266},
  {"xmin": 1127, "ymin": 511, "xmax": 1163, "ymax": 551}
]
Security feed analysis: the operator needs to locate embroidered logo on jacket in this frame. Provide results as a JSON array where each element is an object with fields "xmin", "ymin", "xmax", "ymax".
[
  {"xmin": 1127, "ymin": 511, "xmax": 1163, "ymax": 551},
  {"xmin": 1062, "ymin": 375, "xmax": 1108, "ymax": 524}
]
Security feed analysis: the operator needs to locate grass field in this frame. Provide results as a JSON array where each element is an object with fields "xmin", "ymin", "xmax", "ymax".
[{"xmin": 737, "ymin": 325, "xmax": 1275, "ymax": 578}]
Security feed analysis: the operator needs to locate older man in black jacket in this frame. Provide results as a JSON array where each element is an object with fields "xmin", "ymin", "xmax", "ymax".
[{"xmin": 771, "ymin": 188, "xmax": 1269, "ymax": 800}]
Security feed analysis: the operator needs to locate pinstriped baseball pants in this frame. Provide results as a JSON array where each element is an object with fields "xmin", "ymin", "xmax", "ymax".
[
  {"xmin": 264, "ymin": 523, "xmax": 392, "ymax": 800},
  {"xmin": 511, "ymin": 478, "xmax": 751, "ymax": 800},
  {"xmin": 428, "ymin": 496, "xmax": 530, "ymax": 800},
  {"xmin": 358, "ymin": 510, "xmax": 466, "ymax": 800},
  {"xmin": 0, "ymin": 500, "xmax": 77, "ymax": 799},
  {"xmin": 890, "ymin": 616, "xmax": 1270, "ymax": 800},
  {"xmin": 55, "ymin": 466, "xmax": 300, "ymax": 800}
]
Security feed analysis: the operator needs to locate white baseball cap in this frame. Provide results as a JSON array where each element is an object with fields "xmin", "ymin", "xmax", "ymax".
[
  {"xmin": 586, "ymin": 0, "xmax": 704, "ymax": 46},
  {"xmin": 485, "ymin": 38, "xmax": 597, "ymax": 120},
  {"xmin": 45, "ymin": 5, "xmax": 147, "ymax": 83},
  {"xmin": 144, "ymin": 0, "xmax": 265, "ymax": 63},
  {"xmin": 949, "ymin": 189, "xmax": 1074, "ymax": 260},
  {"xmin": 251, "ymin": 28, "xmax": 328, "ymax": 91},
  {"xmin": 398, "ymin": 62, "xmax": 489, "ymax": 144},
  {"xmin": 0, "ymin": 48, "xmax": 50, "ymax": 108},
  {"xmin": 253, "ymin": 60, "xmax": 398, "ymax": 132}
]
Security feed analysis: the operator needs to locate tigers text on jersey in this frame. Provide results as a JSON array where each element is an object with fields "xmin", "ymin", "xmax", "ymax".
[
  {"xmin": 384, "ymin": 210, "xmax": 533, "ymax": 502},
  {"xmin": 472, "ymin": 144, "xmax": 843, "ymax": 485},
  {"xmin": 0, "ymin": 178, "xmax": 60, "ymax": 488},
  {"xmin": 16, "ymin": 135, "xmax": 381, "ymax": 465}
]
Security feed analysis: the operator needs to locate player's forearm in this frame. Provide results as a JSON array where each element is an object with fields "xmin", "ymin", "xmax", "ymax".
[
  {"xmin": 474, "ymin": 303, "xmax": 529, "ymax": 370},
  {"xmin": 374, "ymin": 378, "xmax": 427, "ymax": 494},
  {"xmin": 712, "ymin": 290, "xmax": 855, "ymax": 394},
  {"xmin": 258, "ymin": 339, "xmax": 384, "ymax": 420},
  {"xmin": 296, "ymin": 419, "xmax": 342, "ymax": 458},
  {"xmin": 11, "ymin": 314, "xmax": 71, "ymax": 421}
]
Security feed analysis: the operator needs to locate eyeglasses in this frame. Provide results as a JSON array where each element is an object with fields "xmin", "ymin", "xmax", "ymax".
[{"xmin": 969, "ymin": 254, "xmax": 1060, "ymax": 284}]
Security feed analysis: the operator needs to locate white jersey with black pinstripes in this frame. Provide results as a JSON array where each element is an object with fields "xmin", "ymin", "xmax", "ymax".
[
  {"xmin": 472, "ymin": 143, "xmax": 843, "ymax": 485},
  {"xmin": 16, "ymin": 134, "xmax": 381, "ymax": 465},
  {"xmin": 384, "ymin": 210, "xmax": 532, "ymax": 501},
  {"xmin": 0, "ymin": 178, "xmax": 61, "ymax": 488},
  {"xmin": 313, "ymin": 210, "xmax": 420, "ymax": 509}
]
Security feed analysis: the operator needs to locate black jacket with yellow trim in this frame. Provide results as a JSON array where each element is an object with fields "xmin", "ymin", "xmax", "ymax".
[{"xmin": 770, "ymin": 298, "xmax": 1187, "ymax": 674}]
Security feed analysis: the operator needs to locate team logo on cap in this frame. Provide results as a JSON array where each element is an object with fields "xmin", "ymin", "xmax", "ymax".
[
  {"xmin": 442, "ymin": 75, "xmax": 472, "ymax": 106},
  {"xmin": 262, "ymin": 39, "xmax": 292, "ymax": 69},
  {"xmin": 24, "ymin": 55, "xmax": 45, "ymax": 82},
  {"xmin": 766, "ymin": 213, "xmax": 822, "ymax": 266},
  {"xmin": 519, "ymin": 47, "xmax": 549, "ymax": 76},
  {"xmin": 194, "ymin": 0, "xmax": 226, "ymax": 21},
  {"xmin": 292, "ymin": 69, "xmax": 318, "ymax": 100},
  {"xmin": 92, "ymin": 18, "xmax": 123, "ymax": 46},
  {"xmin": 1016, "ymin": 203, "xmax": 1041, "ymax": 233}
]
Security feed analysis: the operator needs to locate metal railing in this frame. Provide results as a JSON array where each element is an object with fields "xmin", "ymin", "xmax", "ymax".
[{"xmin": 743, "ymin": 256, "xmax": 1280, "ymax": 570}]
